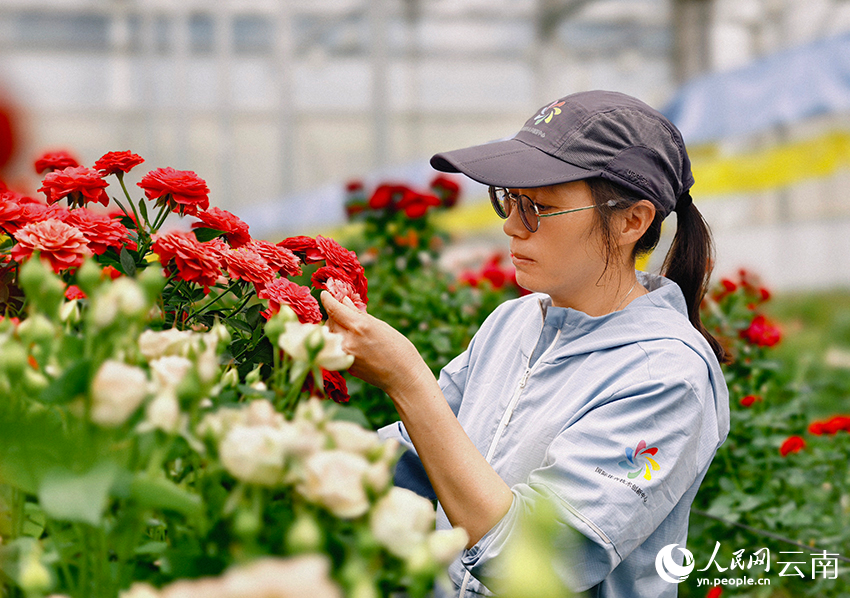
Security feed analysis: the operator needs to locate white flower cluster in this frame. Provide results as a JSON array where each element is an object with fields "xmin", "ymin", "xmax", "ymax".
[
  {"xmin": 120, "ymin": 554, "xmax": 342, "ymax": 598},
  {"xmin": 200, "ymin": 398, "xmax": 395, "ymax": 518},
  {"xmin": 89, "ymin": 325, "xmax": 228, "ymax": 430},
  {"xmin": 199, "ymin": 397, "xmax": 468, "ymax": 568}
]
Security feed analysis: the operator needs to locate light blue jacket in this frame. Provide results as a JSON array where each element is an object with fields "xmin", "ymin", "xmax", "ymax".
[{"xmin": 379, "ymin": 272, "xmax": 730, "ymax": 597}]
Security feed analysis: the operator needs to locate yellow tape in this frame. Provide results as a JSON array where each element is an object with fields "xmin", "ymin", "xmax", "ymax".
[{"xmin": 691, "ymin": 129, "xmax": 850, "ymax": 196}]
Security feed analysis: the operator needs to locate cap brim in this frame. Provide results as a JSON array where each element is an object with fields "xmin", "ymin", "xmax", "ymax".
[{"xmin": 430, "ymin": 138, "xmax": 601, "ymax": 188}]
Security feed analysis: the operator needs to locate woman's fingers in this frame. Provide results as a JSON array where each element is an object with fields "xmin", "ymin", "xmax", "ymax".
[{"xmin": 320, "ymin": 291, "xmax": 360, "ymax": 330}]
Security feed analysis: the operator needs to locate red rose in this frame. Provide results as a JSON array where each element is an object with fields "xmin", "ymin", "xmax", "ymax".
[
  {"xmin": 221, "ymin": 247, "xmax": 275, "ymax": 286},
  {"xmin": 396, "ymin": 189, "xmax": 441, "ymax": 219},
  {"xmin": 312, "ymin": 266, "xmax": 367, "ymax": 311},
  {"xmin": 34, "ymin": 150, "xmax": 79, "ymax": 174},
  {"xmin": 739, "ymin": 394, "xmax": 762, "ymax": 408},
  {"xmin": 11, "ymin": 219, "xmax": 90, "ymax": 273},
  {"xmin": 823, "ymin": 415, "xmax": 850, "ymax": 435},
  {"xmin": 152, "ymin": 231, "xmax": 222, "ymax": 290},
  {"xmin": 64, "ymin": 208, "xmax": 135, "ymax": 255},
  {"xmin": 779, "ymin": 435, "xmax": 805, "ymax": 457},
  {"xmin": 64, "ymin": 285, "xmax": 86, "ymax": 300},
  {"xmin": 430, "ymin": 174, "xmax": 461, "ymax": 208},
  {"xmin": 38, "ymin": 166, "xmax": 109, "ymax": 208},
  {"xmin": 277, "ymin": 235, "xmax": 324, "ymax": 264},
  {"xmin": 247, "ymin": 240, "xmax": 301, "ymax": 277},
  {"xmin": 94, "ymin": 150, "xmax": 144, "ymax": 176},
  {"xmin": 458, "ymin": 271, "xmax": 481, "ymax": 287},
  {"xmin": 368, "ymin": 184, "xmax": 403, "ymax": 210},
  {"xmin": 257, "ymin": 278, "xmax": 322, "ymax": 323},
  {"xmin": 706, "ymin": 587, "xmax": 723, "ymax": 598},
  {"xmin": 138, "ymin": 167, "xmax": 210, "ymax": 216},
  {"xmin": 321, "ymin": 369, "xmax": 350, "ymax": 404},
  {"xmin": 192, "ymin": 206, "xmax": 251, "ymax": 247},
  {"xmin": 102, "ymin": 265, "xmax": 122, "ymax": 280},
  {"xmin": 740, "ymin": 314, "xmax": 782, "ymax": 347},
  {"xmin": 315, "ymin": 235, "xmax": 368, "ymax": 302}
]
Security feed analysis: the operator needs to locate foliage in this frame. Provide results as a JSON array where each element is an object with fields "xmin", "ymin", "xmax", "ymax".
[
  {"xmin": 0, "ymin": 151, "xmax": 469, "ymax": 598},
  {"xmin": 340, "ymin": 177, "xmax": 524, "ymax": 430},
  {"xmin": 682, "ymin": 270, "xmax": 850, "ymax": 597}
]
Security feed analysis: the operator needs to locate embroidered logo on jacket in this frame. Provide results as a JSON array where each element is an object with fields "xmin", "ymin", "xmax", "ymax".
[{"xmin": 618, "ymin": 439, "xmax": 660, "ymax": 480}]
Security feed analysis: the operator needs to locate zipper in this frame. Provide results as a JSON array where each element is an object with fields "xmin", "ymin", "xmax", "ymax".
[
  {"xmin": 483, "ymin": 330, "xmax": 561, "ymax": 463},
  {"xmin": 460, "ymin": 329, "xmax": 563, "ymax": 597}
]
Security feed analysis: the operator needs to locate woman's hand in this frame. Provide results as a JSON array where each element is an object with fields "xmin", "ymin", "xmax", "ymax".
[{"xmin": 320, "ymin": 291, "xmax": 431, "ymax": 399}]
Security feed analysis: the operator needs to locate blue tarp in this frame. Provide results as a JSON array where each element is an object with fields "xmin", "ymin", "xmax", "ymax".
[{"xmin": 663, "ymin": 31, "xmax": 850, "ymax": 145}]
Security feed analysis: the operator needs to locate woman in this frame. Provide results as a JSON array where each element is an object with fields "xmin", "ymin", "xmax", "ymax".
[{"xmin": 321, "ymin": 90, "xmax": 730, "ymax": 597}]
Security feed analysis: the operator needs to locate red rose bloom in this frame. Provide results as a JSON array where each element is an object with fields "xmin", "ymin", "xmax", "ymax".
[
  {"xmin": 430, "ymin": 174, "xmax": 461, "ymax": 208},
  {"xmin": 192, "ymin": 207, "xmax": 251, "ymax": 247},
  {"xmin": 740, "ymin": 314, "xmax": 782, "ymax": 347},
  {"xmin": 706, "ymin": 587, "xmax": 723, "ymax": 598},
  {"xmin": 221, "ymin": 247, "xmax": 275, "ymax": 286},
  {"xmin": 396, "ymin": 189, "xmax": 441, "ymax": 219},
  {"xmin": 138, "ymin": 167, "xmax": 210, "ymax": 216},
  {"xmin": 64, "ymin": 285, "xmax": 86, "ymax": 300},
  {"xmin": 102, "ymin": 265, "xmax": 122, "ymax": 280},
  {"xmin": 247, "ymin": 240, "xmax": 301, "ymax": 276},
  {"xmin": 481, "ymin": 255, "xmax": 509, "ymax": 289},
  {"xmin": 152, "ymin": 231, "xmax": 222, "ymax": 290},
  {"xmin": 94, "ymin": 150, "xmax": 144, "ymax": 176},
  {"xmin": 821, "ymin": 415, "xmax": 850, "ymax": 435},
  {"xmin": 11, "ymin": 219, "xmax": 90, "ymax": 273},
  {"xmin": 368, "ymin": 184, "xmax": 409, "ymax": 211},
  {"xmin": 779, "ymin": 435, "xmax": 805, "ymax": 457},
  {"xmin": 315, "ymin": 235, "xmax": 367, "ymax": 302},
  {"xmin": 312, "ymin": 266, "xmax": 367, "ymax": 311},
  {"xmin": 64, "ymin": 208, "xmax": 135, "ymax": 255},
  {"xmin": 38, "ymin": 166, "xmax": 109, "ymax": 208},
  {"xmin": 258, "ymin": 278, "xmax": 322, "ymax": 323},
  {"xmin": 277, "ymin": 235, "xmax": 324, "ymax": 264},
  {"xmin": 739, "ymin": 394, "xmax": 762, "ymax": 407},
  {"xmin": 34, "ymin": 150, "xmax": 79, "ymax": 174},
  {"xmin": 321, "ymin": 369, "xmax": 350, "ymax": 404}
]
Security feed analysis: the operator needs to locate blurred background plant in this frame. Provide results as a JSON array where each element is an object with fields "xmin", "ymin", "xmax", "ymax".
[{"xmin": 680, "ymin": 271, "xmax": 850, "ymax": 597}]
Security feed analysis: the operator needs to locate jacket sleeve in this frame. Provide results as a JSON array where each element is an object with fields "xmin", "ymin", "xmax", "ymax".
[
  {"xmin": 461, "ymin": 362, "xmax": 721, "ymax": 591},
  {"xmin": 377, "ymin": 345, "xmax": 471, "ymax": 501}
]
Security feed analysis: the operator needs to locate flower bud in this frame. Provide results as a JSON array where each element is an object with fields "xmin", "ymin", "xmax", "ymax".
[
  {"xmin": 19, "ymin": 550, "xmax": 52, "ymax": 593},
  {"xmin": 233, "ymin": 509, "xmax": 261, "ymax": 538},
  {"xmin": 220, "ymin": 367, "xmax": 239, "ymax": 388},
  {"xmin": 17, "ymin": 314, "xmax": 55, "ymax": 345},
  {"xmin": 137, "ymin": 265, "xmax": 166, "ymax": 303},
  {"xmin": 1, "ymin": 339, "xmax": 27, "ymax": 375},
  {"xmin": 287, "ymin": 513, "xmax": 324, "ymax": 553},
  {"xmin": 22, "ymin": 368, "xmax": 49, "ymax": 394},
  {"xmin": 75, "ymin": 258, "xmax": 103, "ymax": 296}
]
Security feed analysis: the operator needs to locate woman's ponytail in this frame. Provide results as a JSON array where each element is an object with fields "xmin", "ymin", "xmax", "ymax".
[{"xmin": 661, "ymin": 194, "xmax": 730, "ymax": 364}]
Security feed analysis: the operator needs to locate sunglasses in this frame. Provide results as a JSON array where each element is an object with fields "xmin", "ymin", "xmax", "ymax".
[{"xmin": 489, "ymin": 186, "xmax": 613, "ymax": 233}]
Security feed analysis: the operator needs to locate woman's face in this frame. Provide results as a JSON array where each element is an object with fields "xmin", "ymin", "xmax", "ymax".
[{"xmin": 504, "ymin": 181, "xmax": 609, "ymax": 310}]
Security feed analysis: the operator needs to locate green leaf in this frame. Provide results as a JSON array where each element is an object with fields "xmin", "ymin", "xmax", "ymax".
[
  {"xmin": 193, "ymin": 227, "xmax": 225, "ymax": 243},
  {"xmin": 39, "ymin": 359, "xmax": 90, "ymax": 404},
  {"xmin": 38, "ymin": 461, "xmax": 119, "ymax": 525},
  {"xmin": 120, "ymin": 247, "xmax": 137, "ymax": 277},
  {"xmin": 134, "ymin": 541, "xmax": 168, "ymax": 556},
  {"xmin": 138, "ymin": 198, "xmax": 149, "ymax": 223},
  {"xmin": 23, "ymin": 502, "xmax": 46, "ymax": 538},
  {"xmin": 229, "ymin": 319, "xmax": 253, "ymax": 334},
  {"xmin": 129, "ymin": 474, "xmax": 203, "ymax": 518}
]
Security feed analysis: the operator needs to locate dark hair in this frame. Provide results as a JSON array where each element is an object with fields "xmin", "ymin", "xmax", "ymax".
[{"xmin": 587, "ymin": 178, "xmax": 730, "ymax": 364}]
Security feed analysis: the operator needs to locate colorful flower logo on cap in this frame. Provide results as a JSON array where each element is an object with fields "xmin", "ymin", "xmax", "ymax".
[
  {"xmin": 534, "ymin": 100, "xmax": 566, "ymax": 125},
  {"xmin": 618, "ymin": 439, "xmax": 660, "ymax": 481}
]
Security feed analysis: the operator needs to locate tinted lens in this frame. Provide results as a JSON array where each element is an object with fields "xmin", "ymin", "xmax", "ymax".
[
  {"xmin": 489, "ymin": 187, "xmax": 509, "ymax": 218},
  {"xmin": 517, "ymin": 194, "xmax": 539, "ymax": 232}
]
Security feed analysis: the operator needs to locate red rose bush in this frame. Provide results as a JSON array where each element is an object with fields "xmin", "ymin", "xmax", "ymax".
[{"xmin": 0, "ymin": 149, "xmax": 467, "ymax": 598}]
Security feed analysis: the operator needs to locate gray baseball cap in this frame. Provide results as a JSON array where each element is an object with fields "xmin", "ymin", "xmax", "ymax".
[{"xmin": 430, "ymin": 90, "xmax": 693, "ymax": 217}]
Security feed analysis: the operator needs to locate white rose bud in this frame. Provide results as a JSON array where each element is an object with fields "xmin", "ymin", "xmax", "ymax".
[
  {"xmin": 91, "ymin": 360, "xmax": 149, "ymax": 426},
  {"xmin": 299, "ymin": 450, "xmax": 370, "ymax": 519},
  {"xmin": 278, "ymin": 323, "xmax": 353, "ymax": 371},
  {"xmin": 219, "ymin": 424, "xmax": 295, "ymax": 486},
  {"xmin": 325, "ymin": 421, "xmax": 381, "ymax": 456},
  {"xmin": 149, "ymin": 355, "xmax": 193, "ymax": 390},
  {"xmin": 138, "ymin": 329, "xmax": 195, "ymax": 361},
  {"xmin": 142, "ymin": 392, "xmax": 181, "ymax": 433},
  {"xmin": 246, "ymin": 399, "xmax": 285, "ymax": 428},
  {"xmin": 370, "ymin": 487, "xmax": 436, "ymax": 559}
]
